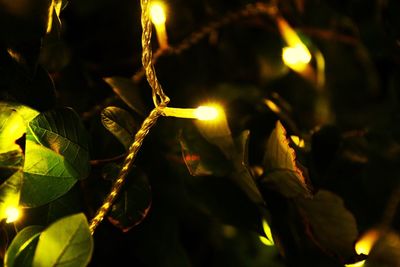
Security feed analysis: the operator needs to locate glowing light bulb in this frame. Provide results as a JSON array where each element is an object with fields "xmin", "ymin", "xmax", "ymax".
[
  {"xmin": 282, "ymin": 44, "xmax": 312, "ymax": 72},
  {"xmin": 194, "ymin": 106, "xmax": 219, "ymax": 121},
  {"xmin": 5, "ymin": 206, "xmax": 21, "ymax": 223},
  {"xmin": 264, "ymin": 99, "xmax": 281, "ymax": 113},
  {"xmin": 259, "ymin": 219, "xmax": 274, "ymax": 246},
  {"xmin": 345, "ymin": 229, "xmax": 381, "ymax": 267},
  {"xmin": 149, "ymin": 1, "xmax": 168, "ymax": 49},
  {"xmin": 150, "ymin": 2, "xmax": 166, "ymax": 25},
  {"xmin": 355, "ymin": 229, "xmax": 380, "ymax": 255},
  {"xmin": 290, "ymin": 135, "xmax": 305, "ymax": 148},
  {"xmin": 345, "ymin": 260, "xmax": 366, "ymax": 267}
]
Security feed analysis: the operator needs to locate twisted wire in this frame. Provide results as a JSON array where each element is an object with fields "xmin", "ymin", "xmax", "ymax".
[{"xmin": 89, "ymin": 0, "xmax": 169, "ymax": 234}]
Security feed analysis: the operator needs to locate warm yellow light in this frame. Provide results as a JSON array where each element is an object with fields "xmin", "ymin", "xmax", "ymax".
[
  {"xmin": 282, "ymin": 44, "xmax": 312, "ymax": 72},
  {"xmin": 259, "ymin": 219, "xmax": 274, "ymax": 246},
  {"xmin": 194, "ymin": 106, "xmax": 219, "ymax": 121},
  {"xmin": 355, "ymin": 229, "xmax": 380, "ymax": 255},
  {"xmin": 149, "ymin": 1, "xmax": 168, "ymax": 49},
  {"xmin": 264, "ymin": 99, "xmax": 281, "ymax": 113},
  {"xmin": 150, "ymin": 2, "xmax": 166, "ymax": 26},
  {"xmin": 162, "ymin": 105, "xmax": 220, "ymax": 121},
  {"xmin": 5, "ymin": 206, "xmax": 21, "ymax": 223},
  {"xmin": 290, "ymin": 135, "xmax": 305, "ymax": 148},
  {"xmin": 345, "ymin": 260, "xmax": 366, "ymax": 267}
]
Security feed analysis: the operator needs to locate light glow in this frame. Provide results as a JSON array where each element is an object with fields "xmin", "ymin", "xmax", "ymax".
[
  {"xmin": 5, "ymin": 206, "xmax": 21, "ymax": 223},
  {"xmin": 355, "ymin": 229, "xmax": 380, "ymax": 255},
  {"xmin": 163, "ymin": 105, "xmax": 220, "ymax": 121},
  {"xmin": 150, "ymin": 2, "xmax": 166, "ymax": 26},
  {"xmin": 264, "ymin": 99, "xmax": 281, "ymax": 113},
  {"xmin": 290, "ymin": 135, "xmax": 305, "ymax": 148},
  {"xmin": 149, "ymin": 1, "xmax": 169, "ymax": 50},
  {"xmin": 282, "ymin": 44, "xmax": 312, "ymax": 72},
  {"xmin": 194, "ymin": 106, "xmax": 219, "ymax": 121},
  {"xmin": 345, "ymin": 260, "xmax": 366, "ymax": 267},
  {"xmin": 259, "ymin": 219, "xmax": 274, "ymax": 246}
]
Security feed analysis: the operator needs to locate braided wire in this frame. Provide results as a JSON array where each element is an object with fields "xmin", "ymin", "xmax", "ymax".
[
  {"xmin": 89, "ymin": 0, "xmax": 169, "ymax": 234},
  {"xmin": 140, "ymin": 0, "xmax": 170, "ymax": 107},
  {"xmin": 89, "ymin": 108, "xmax": 163, "ymax": 234}
]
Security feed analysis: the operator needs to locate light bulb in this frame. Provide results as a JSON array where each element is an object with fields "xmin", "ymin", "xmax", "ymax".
[
  {"xmin": 150, "ymin": 2, "xmax": 166, "ymax": 26},
  {"xmin": 5, "ymin": 206, "xmax": 21, "ymax": 223},
  {"xmin": 282, "ymin": 44, "xmax": 312, "ymax": 72}
]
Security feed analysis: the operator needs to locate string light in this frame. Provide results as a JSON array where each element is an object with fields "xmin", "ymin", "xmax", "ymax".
[
  {"xmin": 5, "ymin": 206, "xmax": 21, "ymax": 223},
  {"xmin": 259, "ymin": 219, "xmax": 274, "ymax": 246},
  {"xmin": 264, "ymin": 99, "xmax": 281, "ymax": 113},
  {"xmin": 345, "ymin": 229, "xmax": 381, "ymax": 267},
  {"xmin": 162, "ymin": 105, "xmax": 220, "ymax": 121},
  {"xmin": 290, "ymin": 135, "xmax": 305, "ymax": 148},
  {"xmin": 282, "ymin": 44, "xmax": 312, "ymax": 72},
  {"xmin": 150, "ymin": 1, "xmax": 169, "ymax": 50},
  {"xmin": 276, "ymin": 16, "xmax": 312, "ymax": 72}
]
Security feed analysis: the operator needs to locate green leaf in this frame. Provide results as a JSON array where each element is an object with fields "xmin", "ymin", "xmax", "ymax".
[
  {"xmin": 101, "ymin": 106, "xmax": 137, "ymax": 150},
  {"xmin": 5, "ymin": 225, "xmax": 43, "ymax": 267},
  {"xmin": 28, "ymin": 107, "xmax": 90, "ymax": 179},
  {"xmin": 32, "ymin": 213, "xmax": 93, "ymax": 267},
  {"xmin": 261, "ymin": 121, "xmax": 312, "ymax": 198},
  {"xmin": 104, "ymin": 77, "xmax": 146, "ymax": 116},
  {"xmin": 0, "ymin": 150, "xmax": 24, "ymax": 182},
  {"xmin": 105, "ymin": 164, "xmax": 152, "ymax": 232},
  {"xmin": 296, "ymin": 190, "xmax": 358, "ymax": 262},
  {"xmin": 0, "ymin": 107, "xmax": 26, "ymax": 153},
  {"xmin": 46, "ymin": 184, "xmax": 84, "ymax": 224},
  {"xmin": 0, "ymin": 171, "xmax": 23, "ymax": 221},
  {"xmin": 365, "ymin": 231, "xmax": 400, "ymax": 267},
  {"xmin": 21, "ymin": 141, "xmax": 77, "ymax": 207}
]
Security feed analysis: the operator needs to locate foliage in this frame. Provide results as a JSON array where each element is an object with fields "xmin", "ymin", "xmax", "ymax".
[{"xmin": 1, "ymin": 0, "xmax": 400, "ymax": 266}]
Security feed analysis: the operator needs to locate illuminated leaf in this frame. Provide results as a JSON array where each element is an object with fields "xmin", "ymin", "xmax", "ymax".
[
  {"xmin": 104, "ymin": 77, "xmax": 146, "ymax": 116},
  {"xmin": 195, "ymin": 108, "xmax": 235, "ymax": 159},
  {"xmin": 0, "ymin": 171, "xmax": 23, "ymax": 221},
  {"xmin": 28, "ymin": 107, "xmax": 90, "ymax": 179},
  {"xmin": 365, "ymin": 231, "xmax": 400, "ymax": 267},
  {"xmin": 32, "ymin": 213, "xmax": 93, "ymax": 267},
  {"xmin": 296, "ymin": 190, "xmax": 358, "ymax": 262},
  {"xmin": 101, "ymin": 106, "xmax": 137, "ymax": 150},
  {"xmin": 261, "ymin": 121, "xmax": 312, "ymax": 198},
  {"xmin": 5, "ymin": 225, "xmax": 43, "ymax": 267},
  {"xmin": 21, "ymin": 141, "xmax": 77, "ymax": 207},
  {"xmin": 196, "ymin": 119, "xmax": 264, "ymax": 205},
  {"xmin": 0, "ymin": 107, "xmax": 26, "ymax": 153},
  {"xmin": 106, "ymin": 165, "xmax": 152, "ymax": 232}
]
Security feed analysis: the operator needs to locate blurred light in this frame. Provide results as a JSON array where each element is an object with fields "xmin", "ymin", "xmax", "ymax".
[
  {"xmin": 5, "ymin": 206, "xmax": 21, "ymax": 223},
  {"xmin": 195, "ymin": 106, "xmax": 219, "ymax": 121},
  {"xmin": 355, "ymin": 229, "xmax": 380, "ymax": 255},
  {"xmin": 149, "ymin": 1, "xmax": 169, "ymax": 49},
  {"xmin": 282, "ymin": 44, "xmax": 312, "ymax": 72},
  {"xmin": 290, "ymin": 135, "xmax": 305, "ymax": 148},
  {"xmin": 345, "ymin": 229, "xmax": 381, "ymax": 267},
  {"xmin": 162, "ymin": 105, "xmax": 220, "ymax": 121},
  {"xmin": 264, "ymin": 99, "xmax": 281, "ymax": 113},
  {"xmin": 150, "ymin": 2, "xmax": 166, "ymax": 26},
  {"xmin": 259, "ymin": 219, "xmax": 274, "ymax": 246},
  {"xmin": 345, "ymin": 260, "xmax": 366, "ymax": 267}
]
